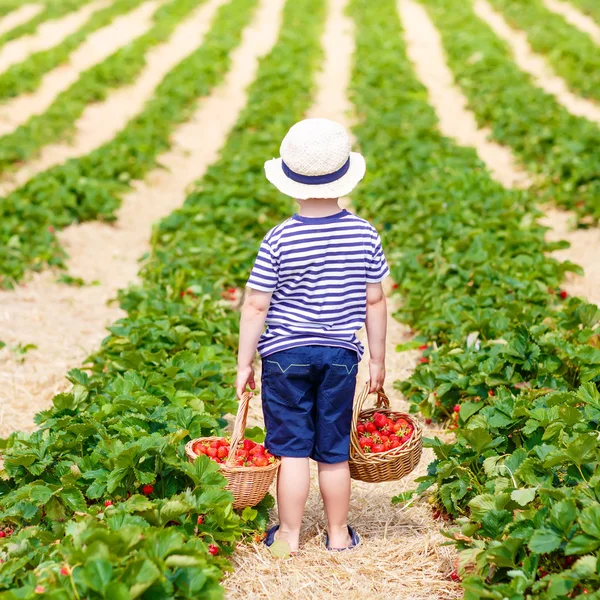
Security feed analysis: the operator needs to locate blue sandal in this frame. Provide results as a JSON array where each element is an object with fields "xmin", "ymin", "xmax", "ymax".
[
  {"xmin": 263, "ymin": 524, "xmax": 298, "ymax": 556},
  {"xmin": 325, "ymin": 525, "xmax": 361, "ymax": 551},
  {"xmin": 263, "ymin": 525, "xmax": 280, "ymax": 547}
]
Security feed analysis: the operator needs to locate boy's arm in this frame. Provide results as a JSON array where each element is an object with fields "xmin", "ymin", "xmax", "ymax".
[
  {"xmin": 236, "ymin": 288, "xmax": 272, "ymax": 399},
  {"xmin": 365, "ymin": 282, "xmax": 387, "ymax": 392}
]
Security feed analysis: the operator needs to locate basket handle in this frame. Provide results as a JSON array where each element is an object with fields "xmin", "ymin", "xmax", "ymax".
[
  {"xmin": 350, "ymin": 382, "xmax": 390, "ymax": 436},
  {"xmin": 225, "ymin": 391, "xmax": 252, "ymax": 467}
]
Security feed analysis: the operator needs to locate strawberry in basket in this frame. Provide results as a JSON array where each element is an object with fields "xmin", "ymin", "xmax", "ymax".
[
  {"xmin": 356, "ymin": 412, "xmax": 414, "ymax": 453},
  {"xmin": 191, "ymin": 437, "xmax": 277, "ymax": 467}
]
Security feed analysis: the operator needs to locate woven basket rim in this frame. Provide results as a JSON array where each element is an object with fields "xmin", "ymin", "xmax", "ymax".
[{"xmin": 349, "ymin": 384, "xmax": 423, "ymax": 471}]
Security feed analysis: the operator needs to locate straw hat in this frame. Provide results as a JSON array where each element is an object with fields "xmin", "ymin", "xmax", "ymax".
[{"xmin": 264, "ymin": 118, "xmax": 366, "ymax": 200}]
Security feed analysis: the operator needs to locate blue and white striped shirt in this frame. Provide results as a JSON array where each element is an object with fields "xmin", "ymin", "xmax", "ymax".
[{"xmin": 247, "ymin": 209, "xmax": 389, "ymax": 359}]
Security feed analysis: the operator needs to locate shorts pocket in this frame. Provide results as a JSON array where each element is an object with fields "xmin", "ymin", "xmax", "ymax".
[
  {"xmin": 320, "ymin": 352, "xmax": 359, "ymax": 406},
  {"xmin": 262, "ymin": 354, "xmax": 312, "ymax": 408}
]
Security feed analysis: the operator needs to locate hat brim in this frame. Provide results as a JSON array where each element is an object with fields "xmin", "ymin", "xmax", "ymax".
[{"xmin": 264, "ymin": 152, "xmax": 366, "ymax": 200}]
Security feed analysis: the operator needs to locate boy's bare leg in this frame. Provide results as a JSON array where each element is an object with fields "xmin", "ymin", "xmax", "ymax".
[
  {"xmin": 276, "ymin": 457, "xmax": 310, "ymax": 552},
  {"xmin": 318, "ymin": 461, "xmax": 352, "ymax": 548}
]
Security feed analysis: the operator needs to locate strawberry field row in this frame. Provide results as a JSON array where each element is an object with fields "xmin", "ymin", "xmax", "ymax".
[
  {"xmin": 0, "ymin": 0, "xmax": 202, "ymax": 173},
  {"xmin": 0, "ymin": 0, "xmax": 149, "ymax": 102},
  {"xmin": 0, "ymin": 0, "xmax": 253, "ymax": 288},
  {"xmin": 0, "ymin": 0, "xmax": 325, "ymax": 596},
  {"xmin": 349, "ymin": 0, "xmax": 600, "ymax": 598},
  {"xmin": 420, "ymin": 0, "xmax": 600, "ymax": 224},
  {"xmin": 568, "ymin": 0, "xmax": 600, "ymax": 23},
  {"xmin": 0, "ymin": 0, "xmax": 93, "ymax": 47},
  {"xmin": 489, "ymin": 0, "xmax": 600, "ymax": 103}
]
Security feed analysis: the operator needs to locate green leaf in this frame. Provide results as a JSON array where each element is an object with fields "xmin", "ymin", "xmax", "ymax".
[
  {"xmin": 550, "ymin": 500, "xmax": 577, "ymax": 534},
  {"xmin": 565, "ymin": 534, "xmax": 600, "ymax": 555},
  {"xmin": 244, "ymin": 426, "xmax": 266, "ymax": 443},
  {"xmin": 268, "ymin": 538, "xmax": 292, "ymax": 558},
  {"xmin": 528, "ymin": 528, "xmax": 562, "ymax": 554},
  {"xmin": 164, "ymin": 554, "xmax": 202, "ymax": 568},
  {"xmin": 82, "ymin": 559, "xmax": 113, "ymax": 594},
  {"xmin": 579, "ymin": 505, "xmax": 600, "ymax": 539},
  {"xmin": 572, "ymin": 555, "xmax": 597, "ymax": 578},
  {"xmin": 29, "ymin": 485, "xmax": 55, "ymax": 506},
  {"xmin": 241, "ymin": 506, "xmax": 258, "ymax": 521},
  {"xmin": 160, "ymin": 500, "xmax": 189, "ymax": 522},
  {"xmin": 510, "ymin": 488, "xmax": 537, "ymax": 507},
  {"xmin": 59, "ymin": 487, "xmax": 86, "ymax": 512}
]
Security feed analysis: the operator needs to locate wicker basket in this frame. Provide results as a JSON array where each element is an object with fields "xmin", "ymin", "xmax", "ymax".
[
  {"xmin": 349, "ymin": 383, "xmax": 422, "ymax": 483},
  {"xmin": 185, "ymin": 392, "xmax": 280, "ymax": 509}
]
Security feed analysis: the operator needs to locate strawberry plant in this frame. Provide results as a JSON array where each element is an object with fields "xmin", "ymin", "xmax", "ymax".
[
  {"xmin": 0, "ymin": 0, "xmax": 259, "ymax": 288},
  {"xmin": 0, "ymin": 0, "xmax": 148, "ymax": 102},
  {"xmin": 349, "ymin": 0, "xmax": 600, "ymax": 597},
  {"xmin": 0, "ymin": 0, "xmax": 326, "ymax": 594},
  {"xmin": 420, "ymin": 0, "xmax": 600, "ymax": 224},
  {"xmin": 0, "ymin": 0, "xmax": 94, "ymax": 48},
  {"xmin": 489, "ymin": 0, "xmax": 600, "ymax": 102},
  {"xmin": 0, "ymin": 0, "xmax": 205, "ymax": 173},
  {"xmin": 568, "ymin": 0, "xmax": 600, "ymax": 22}
]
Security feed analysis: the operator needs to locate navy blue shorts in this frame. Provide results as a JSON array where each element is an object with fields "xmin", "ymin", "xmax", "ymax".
[{"xmin": 261, "ymin": 345, "xmax": 359, "ymax": 464}]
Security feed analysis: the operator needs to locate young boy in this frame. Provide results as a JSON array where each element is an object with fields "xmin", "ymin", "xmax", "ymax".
[{"xmin": 236, "ymin": 118, "xmax": 388, "ymax": 552}]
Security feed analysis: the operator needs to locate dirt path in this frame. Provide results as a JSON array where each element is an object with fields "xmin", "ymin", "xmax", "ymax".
[
  {"xmin": 0, "ymin": 0, "xmax": 284, "ymax": 436},
  {"xmin": 0, "ymin": 0, "xmax": 108, "ymax": 75},
  {"xmin": 541, "ymin": 209, "xmax": 600, "ymax": 307},
  {"xmin": 226, "ymin": 1, "xmax": 459, "ymax": 598},
  {"xmin": 0, "ymin": 4, "xmax": 43, "ymax": 37},
  {"xmin": 543, "ymin": 0, "xmax": 600, "ymax": 43},
  {"xmin": 474, "ymin": 0, "xmax": 600, "ymax": 125},
  {"xmin": 399, "ymin": 0, "xmax": 530, "ymax": 189},
  {"xmin": 397, "ymin": 0, "xmax": 600, "ymax": 315},
  {"xmin": 0, "ymin": 0, "xmax": 227, "ymax": 196},
  {"xmin": 0, "ymin": 1, "xmax": 160, "ymax": 138}
]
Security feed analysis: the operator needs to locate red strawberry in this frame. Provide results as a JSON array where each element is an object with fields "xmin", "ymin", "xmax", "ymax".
[
  {"xmin": 142, "ymin": 484, "xmax": 154, "ymax": 496},
  {"xmin": 373, "ymin": 413, "xmax": 387, "ymax": 428},
  {"xmin": 249, "ymin": 445, "xmax": 265, "ymax": 456},
  {"xmin": 450, "ymin": 570, "xmax": 461, "ymax": 582},
  {"xmin": 372, "ymin": 443, "xmax": 385, "ymax": 453},
  {"xmin": 253, "ymin": 456, "xmax": 269, "ymax": 467},
  {"xmin": 104, "ymin": 500, "xmax": 113, "ymax": 507},
  {"xmin": 379, "ymin": 435, "xmax": 389, "ymax": 444},
  {"xmin": 207, "ymin": 447, "xmax": 218, "ymax": 458},
  {"xmin": 418, "ymin": 344, "xmax": 428, "ymax": 350},
  {"xmin": 419, "ymin": 357, "xmax": 429, "ymax": 364},
  {"xmin": 365, "ymin": 422, "xmax": 377, "ymax": 433},
  {"xmin": 425, "ymin": 418, "xmax": 432, "ymax": 425},
  {"xmin": 217, "ymin": 446, "xmax": 229, "ymax": 459},
  {"xmin": 197, "ymin": 515, "xmax": 204, "ymax": 525},
  {"xmin": 560, "ymin": 290, "xmax": 568, "ymax": 299},
  {"xmin": 488, "ymin": 390, "xmax": 495, "ymax": 397},
  {"xmin": 357, "ymin": 423, "xmax": 365, "ymax": 435},
  {"xmin": 0, "ymin": 532, "xmax": 5, "ymax": 538},
  {"xmin": 396, "ymin": 418, "xmax": 409, "ymax": 428},
  {"xmin": 453, "ymin": 405, "xmax": 460, "ymax": 413},
  {"xmin": 391, "ymin": 439, "xmax": 401, "ymax": 449},
  {"xmin": 243, "ymin": 439, "xmax": 256, "ymax": 451},
  {"xmin": 392, "ymin": 283, "xmax": 399, "ymax": 289},
  {"xmin": 60, "ymin": 566, "xmax": 71, "ymax": 576},
  {"xmin": 359, "ymin": 437, "xmax": 374, "ymax": 448},
  {"xmin": 208, "ymin": 544, "xmax": 219, "ymax": 556}
]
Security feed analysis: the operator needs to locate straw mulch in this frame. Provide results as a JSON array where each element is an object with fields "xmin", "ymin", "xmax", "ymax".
[{"xmin": 225, "ymin": 285, "xmax": 460, "ymax": 600}]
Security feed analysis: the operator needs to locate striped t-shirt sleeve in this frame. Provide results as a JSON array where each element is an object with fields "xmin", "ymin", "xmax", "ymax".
[
  {"xmin": 247, "ymin": 239, "xmax": 278, "ymax": 292},
  {"xmin": 366, "ymin": 232, "xmax": 390, "ymax": 283}
]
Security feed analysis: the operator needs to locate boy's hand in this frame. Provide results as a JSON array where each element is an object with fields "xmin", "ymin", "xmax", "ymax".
[
  {"xmin": 369, "ymin": 359, "xmax": 385, "ymax": 393},
  {"xmin": 236, "ymin": 365, "xmax": 256, "ymax": 399}
]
